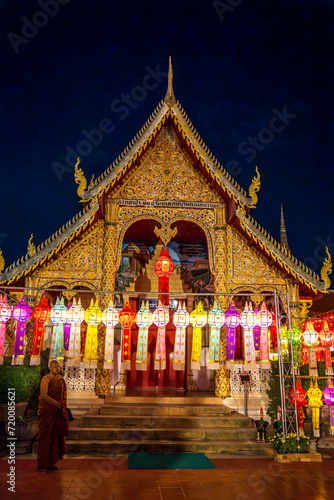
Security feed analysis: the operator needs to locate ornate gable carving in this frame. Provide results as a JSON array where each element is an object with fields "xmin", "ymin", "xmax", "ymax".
[
  {"xmin": 113, "ymin": 127, "xmax": 221, "ymax": 203},
  {"xmin": 32, "ymin": 221, "xmax": 104, "ymax": 287},
  {"xmin": 227, "ymin": 226, "xmax": 286, "ymax": 286}
]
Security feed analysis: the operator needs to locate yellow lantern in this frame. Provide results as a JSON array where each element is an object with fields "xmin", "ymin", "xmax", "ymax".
[
  {"xmin": 306, "ymin": 380, "xmax": 323, "ymax": 437},
  {"xmin": 302, "ymin": 321, "xmax": 320, "ymax": 377},
  {"xmin": 189, "ymin": 301, "xmax": 207, "ymax": 370},
  {"xmin": 84, "ymin": 298, "xmax": 102, "ymax": 369}
]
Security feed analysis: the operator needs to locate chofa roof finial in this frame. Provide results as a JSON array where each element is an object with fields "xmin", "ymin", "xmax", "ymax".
[{"xmin": 164, "ymin": 56, "xmax": 176, "ymax": 108}]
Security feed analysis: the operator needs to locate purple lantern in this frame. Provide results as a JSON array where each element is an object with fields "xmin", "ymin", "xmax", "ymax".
[
  {"xmin": 12, "ymin": 296, "xmax": 31, "ymax": 365},
  {"xmin": 224, "ymin": 301, "xmax": 241, "ymax": 369},
  {"xmin": 322, "ymin": 379, "xmax": 334, "ymax": 436},
  {"xmin": 0, "ymin": 295, "xmax": 12, "ymax": 364},
  {"xmin": 63, "ymin": 303, "xmax": 72, "ymax": 352},
  {"xmin": 253, "ymin": 305, "xmax": 260, "ymax": 353}
]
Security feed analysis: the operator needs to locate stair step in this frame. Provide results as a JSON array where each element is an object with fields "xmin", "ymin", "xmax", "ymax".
[
  {"xmin": 106, "ymin": 396, "xmax": 223, "ymax": 405},
  {"xmin": 66, "ymin": 439, "xmax": 268, "ymax": 456},
  {"xmin": 68, "ymin": 426, "xmax": 257, "ymax": 441},
  {"xmin": 80, "ymin": 414, "xmax": 253, "ymax": 429},
  {"xmin": 100, "ymin": 404, "xmax": 231, "ymax": 417}
]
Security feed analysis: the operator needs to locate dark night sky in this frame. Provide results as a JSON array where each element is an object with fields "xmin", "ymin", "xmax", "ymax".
[{"xmin": 0, "ymin": 0, "xmax": 333, "ymax": 275}]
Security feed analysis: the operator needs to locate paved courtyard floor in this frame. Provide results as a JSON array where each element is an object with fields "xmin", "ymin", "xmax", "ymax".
[{"xmin": 1, "ymin": 451, "xmax": 334, "ymax": 500}]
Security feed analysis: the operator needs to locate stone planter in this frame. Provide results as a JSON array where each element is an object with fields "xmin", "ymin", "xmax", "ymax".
[
  {"xmin": 5, "ymin": 417, "xmax": 38, "ymax": 454},
  {"xmin": 0, "ymin": 402, "xmax": 28, "ymax": 423},
  {"xmin": 264, "ymin": 447, "xmax": 322, "ymax": 463}
]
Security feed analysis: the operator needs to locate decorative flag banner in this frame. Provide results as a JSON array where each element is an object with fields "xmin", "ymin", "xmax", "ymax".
[
  {"xmin": 12, "ymin": 296, "xmax": 31, "ymax": 365},
  {"xmin": 306, "ymin": 380, "xmax": 323, "ymax": 437},
  {"xmin": 240, "ymin": 301, "xmax": 256, "ymax": 371},
  {"xmin": 253, "ymin": 305, "xmax": 260, "ymax": 354},
  {"xmin": 83, "ymin": 298, "xmax": 102, "ymax": 369},
  {"xmin": 63, "ymin": 304, "xmax": 72, "ymax": 352},
  {"xmin": 135, "ymin": 300, "xmax": 153, "ymax": 371},
  {"xmin": 269, "ymin": 310, "xmax": 278, "ymax": 353},
  {"xmin": 302, "ymin": 321, "xmax": 320, "ymax": 377},
  {"xmin": 30, "ymin": 296, "xmax": 51, "ymax": 365},
  {"xmin": 67, "ymin": 298, "xmax": 85, "ymax": 367},
  {"xmin": 154, "ymin": 247, "xmax": 174, "ymax": 305},
  {"xmin": 207, "ymin": 300, "xmax": 224, "ymax": 370},
  {"xmin": 0, "ymin": 295, "xmax": 12, "ymax": 364},
  {"xmin": 290, "ymin": 379, "xmax": 306, "ymax": 435},
  {"xmin": 225, "ymin": 301, "xmax": 241, "ymax": 370},
  {"xmin": 152, "ymin": 299, "xmax": 170, "ymax": 370},
  {"xmin": 189, "ymin": 301, "xmax": 207, "ymax": 370},
  {"xmin": 319, "ymin": 321, "xmax": 333, "ymax": 376},
  {"xmin": 257, "ymin": 302, "xmax": 272, "ymax": 370},
  {"xmin": 102, "ymin": 298, "xmax": 119, "ymax": 370},
  {"xmin": 322, "ymin": 379, "xmax": 334, "ymax": 436},
  {"xmin": 119, "ymin": 300, "xmax": 136, "ymax": 370},
  {"xmin": 172, "ymin": 300, "xmax": 189, "ymax": 371},
  {"xmin": 50, "ymin": 296, "xmax": 67, "ymax": 365}
]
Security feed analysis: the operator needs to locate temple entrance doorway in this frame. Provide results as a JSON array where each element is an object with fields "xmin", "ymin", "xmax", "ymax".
[{"xmin": 115, "ymin": 218, "xmax": 212, "ymax": 392}]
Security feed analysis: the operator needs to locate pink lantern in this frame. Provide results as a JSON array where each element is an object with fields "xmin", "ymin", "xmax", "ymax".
[
  {"xmin": 322, "ymin": 380, "xmax": 334, "ymax": 436},
  {"xmin": 240, "ymin": 301, "xmax": 256, "ymax": 371},
  {"xmin": 12, "ymin": 296, "xmax": 31, "ymax": 365},
  {"xmin": 253, "ymin": 305, "xmax": 260, "ymax": 355},
  {"xmin": 225, "ymin": 301, "xmax": 241, "ymax": 370},
  {"xmin": 172, "ymin": 300, "xmax": 189, "ymax": 371},
  {"xmin": 152, "ymin": 300, "xmax": 170, "ymax": 371},
  {"xmin": 257, "ymin": 302, "xmax": 272, "ymax": 369},
  {"xmin": 319, "ymin": 321, "xmax": 333, "ymax": 376},
  {"xmin": 0, "ymin": 295, "xmax": 12, "ymax": 364}
]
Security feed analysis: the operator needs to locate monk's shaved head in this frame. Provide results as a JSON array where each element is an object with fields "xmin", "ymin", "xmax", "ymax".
[{"xmin": 49, "ymin": 359, "xmax": 60, "ymax": 369}]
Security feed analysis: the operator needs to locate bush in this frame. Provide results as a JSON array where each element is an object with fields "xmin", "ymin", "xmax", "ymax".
[
  {"xmin": 0, "ymin": 361, "xmax": 41, "ymax": 404},
  {"xmin": 266, "ymin": 360, "xmax": 280, "ymax": 420}
]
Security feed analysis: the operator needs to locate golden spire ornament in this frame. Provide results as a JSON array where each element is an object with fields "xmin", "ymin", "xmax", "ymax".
[{"xmin": 164, "ymin": 56, "xmax": 176, "ymax": 107}]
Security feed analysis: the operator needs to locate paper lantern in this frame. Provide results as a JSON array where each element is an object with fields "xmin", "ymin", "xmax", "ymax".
[
  {"xmin": 172, "ymin": 300, "xmax": 189, "ymax": 371},
  {"xmin": 257, "ymin": 302, "xmax": 272, "ymax": 370},
  {"xmin": 67, "ymin": 298, "xmax": 85, "ymax": 367},
  {"xmin": 63, "ymin": 304, "xmax": 72, "ymax": 352},
  {"xmin": 189, "ymin": 301, "xmax": 207, "ymax": 370},
  {"xmin": 154, "ymin": 247, "xmax": 174, "ymax": 305},
  {"xmin": 0, "ymin": 295, "xmax": 12, "ymax": 364},
  {"xmin": 30, "ymin": 296, "xmax": 51, "ymax": 365},
  {"xmin": 306, "ymin": 380, "xmax": 323, "ymax": 437},
  {"xmin": 152, "ymin": 299, "xmax": 170, "ymax": 370},
  {"xmin": 224, "ymin": 301, "xmax": 241, "ymax": 370},
  {"xmin": 135, "ymin": 300, "xmax": 153, "ymax": 371},
  {"xmin": 12, "ymin": 296, "xmax": 31, "ymax": 365},
  {"xmin": 119, "ymin": 300, "xmax": 136, "ymax": 370},
  {"xmin": 319, "ymin": 321, "xmax": 333, "ymax": 376},
  {"xmin": 322, "ymin": 380, "xmax": 334, "ymax": 436},
  {"xmin": 290, "ymin": 379, "xmax": 306, "ymax": 435},
  {"xmin": 50, "ymin": 296, "xmax": 67, "ymax": 365},
  {"xmin": 101, "ymin": 298, "xmax": 119, "ymax": 370},
  {"xmin": 269, "ymin": 310, "xmax": 278, "ymax": 353},
  {"xmin": 83, "ymin": 298, "xmax": 102, "ymax": 369},
  {"xmin": 290, "ymin": 325, "xmax": 302, "ymax": 373},
  {"xmin": 207, "ymin": 300, "xmax": 224, "ymax": 370},
  {"xmin": 240, "ymin": 301, "xmax": 256, "ymax": 371},
  {"xmin": 253, "ymin": 305, "xmax": 260, "ymax": 354},
  {"xmin": 302, "ymin": 321, "xmax": 320, "ymax": 377}
]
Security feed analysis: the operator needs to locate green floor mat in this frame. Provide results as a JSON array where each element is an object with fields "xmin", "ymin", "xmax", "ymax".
[{"xmin": 128, "ymin": 453, "xmax": 216, "ymax": 469}]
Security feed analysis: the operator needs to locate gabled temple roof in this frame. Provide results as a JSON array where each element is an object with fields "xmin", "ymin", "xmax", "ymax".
[{"xmin": 0, "ymin": 60, "xmax": 331, "ymax": 295}]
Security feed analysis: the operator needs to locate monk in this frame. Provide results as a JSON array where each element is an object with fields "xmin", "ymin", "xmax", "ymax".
[{"xmin": 37, "ymin": 360, "xmax": 67, "ymax": 471}]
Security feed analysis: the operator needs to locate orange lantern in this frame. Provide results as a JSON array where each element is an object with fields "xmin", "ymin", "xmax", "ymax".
[
  {"xmin": 119, "ymin": 300, "xmax": 136, "ymax": 370},
  {"xmin": 30, "ymin": 296, "xmax": 51, "ymax": 365}
]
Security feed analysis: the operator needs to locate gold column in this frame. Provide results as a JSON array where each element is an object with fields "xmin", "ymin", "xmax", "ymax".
[
  {"xmin": 96, "ymin": 200, "xmax": 120, "ymax": 397},
  {"xmin": 288, "ymin": 283, "xmax": 301, "ymax": 328},
  {"xmin": 213, "ymin": 206, "xmax": 230, "ymax": 398}
]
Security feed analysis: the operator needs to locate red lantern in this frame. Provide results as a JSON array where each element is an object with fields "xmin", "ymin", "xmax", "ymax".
[
  {"xmin": 319, "ymin": 321, "xmax": 333, "ymax": 375},
  {"xmin": 30, "ymin": 296, "xmax": 51, "ymax": 365},
  {"xmin": 154, "ymin": 247, "xmax": 174, "ymax": 305},
  {"xmin": 119, "ymin": 300, "xmax": 136, "ymax": 370},
  {"xmin": 290, "ymin": 379, "xmax": 307, "ymax": 435}
]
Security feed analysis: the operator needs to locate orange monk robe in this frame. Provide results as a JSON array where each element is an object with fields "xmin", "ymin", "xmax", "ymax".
[{"xmin": 37, "ymin": 374, "xmax": 67, "ymax": 469}]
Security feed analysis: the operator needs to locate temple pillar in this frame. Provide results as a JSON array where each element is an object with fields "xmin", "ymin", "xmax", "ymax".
[
  {"xmin": 96, "ymin": 200, "xmax": 120, "ymax": 397},
  {"xmin": 213, "ymin": 205, "xmax": 230, "ymax": 397},
  {"xmin": 288, "ymin": 283, "xmax": 301, "ymax": 328}
]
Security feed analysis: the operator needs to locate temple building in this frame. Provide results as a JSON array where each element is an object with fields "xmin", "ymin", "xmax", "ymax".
[{"xmin": 0, "ymin": 59, "xmax": 332, "ymax": 421}]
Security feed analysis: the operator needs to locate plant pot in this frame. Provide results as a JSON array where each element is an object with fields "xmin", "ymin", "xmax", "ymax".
[{"xmin": 5, "ymin": 417, "xmax": 38, "ymax": 441}]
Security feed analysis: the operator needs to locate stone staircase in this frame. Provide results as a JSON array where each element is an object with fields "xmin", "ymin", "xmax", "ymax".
[{"xmin": 66, "ymin": 394, "xmax": 268, "ymax": 456}]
